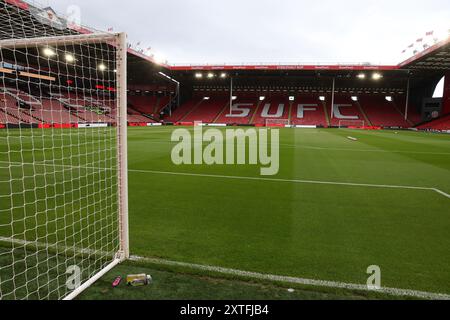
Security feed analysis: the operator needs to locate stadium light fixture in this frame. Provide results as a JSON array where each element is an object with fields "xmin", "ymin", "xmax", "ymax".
[
  {"xmin": 158, "ymin": 71, "xmax": 180, "ymax": 84},
  {"xmin": 195, "ymin": 73, "xmax": 203, "ymax": 79},
  {"xmin": 207, "ymin": 73, "xmax": 215, "ymax": 79},
  {"xmin": 351, "ymin": 96, "xmax": 358, "ymax": 102},
  {"xmin": 357, "ymin": 73, "xmax": 366, "ymax": 79},
  {"xmin": 42, "ymin": 47, "xmax": 56, "ymax": 57},
  {"xmin": 319, "ymin": 96, "xmax": 326, "ymax": 101},
  {"xmin": 385, "ymin": 96, "xmax": 393, "ymax": 102},
  {"xmin": 289, "ymin": 96, "xmax": 295, "ymax": 101},
  {"xmin": 98, "ymin": 63, "xmax": 107, "ymax": 71},
  {"xmin": 232, "ymin": 96, "xmax": 237, "ymax": 100},
  {"xmin": 259, "ymin": 96, "xmax": 266, "ymax": 101},
  {"xmin": 220, "ymin": 73, "xmax": 227, "ymax": 78},
  {"xmin": 372, "ymin": 73, "xmax": 383, "ymax": 80},
  {"xmin": 153, "ymin": 53, "xmax": 166, "ymax": 65},
  {"xmin": 203, "ymin": 97, "xmax": 210, "ymax": 100},
  {"xmin": 65, "ymin": 53, "xmax": 75, "ymax": 63}
]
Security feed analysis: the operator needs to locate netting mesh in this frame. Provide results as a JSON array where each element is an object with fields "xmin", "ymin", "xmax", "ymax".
[
  {"xmin": 337, "ymin": 120, "xmax": 366, "ymax": 128},
  {"xmin": 265, "ymin": 119, "xmax": 290, "ymax": 126},
  {"xmin": 0, "ymin": 1, "xmax": 124, "ymax": 300}
]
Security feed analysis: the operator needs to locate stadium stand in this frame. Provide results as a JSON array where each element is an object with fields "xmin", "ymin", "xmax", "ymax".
[
  {"xmin": 215, "ymin": 98, "xmax": 259, "ymax": 125},
  {"xmin": 251, "ymin": 97, "xmax": 291, "ymax": 125},
  {"xmin": 416, "ymin": 113, "xmax": 450, "ymax": 130},
  {"xmin": 0, "ymin": 86, "xmax": 157, "ymax": 125},
  {"xmin": 4, "ymin": 86, "xmax": 434, "ymax": 129},
  {"xmin": 290, "ymin": 95, "xmax": 328, "ymax": 127},
  {"xmin": 358, "ymin": 95, "xmax": 410, "ymax": 127},
  {"xmin": 166, "ymin": 98, "xmax": 203, "ymax": 123},
  {"xmin": 180, "ymin": 97, "xmax": 229, "ymax": 123},
  {"xmin": 128, "ymin": 95, "xmax": 158, "ymax": 114},
  {"xmin": 168, "ymin": 93, "xmax": 427, "ymax": 128}
]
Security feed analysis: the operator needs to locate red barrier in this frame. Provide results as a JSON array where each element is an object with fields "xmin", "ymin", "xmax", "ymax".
[
  {"xmin": 348, "ymin": 126, "xmax": 382, "ymax": 130},
  {"xmin": 176, "ymin": 122, "xmax": 195, "ymax": 126},
  {"xmin": 0, "ymin": 124, "xmax": 5, "ymax": 129},
  {"xmin": 128, "ymin": 122, "xmax": 147, "ymax": 127},
  {"xmin": 38, "ymin": 123, "xmax": 77, "ymax": 129},
  {"xmin": 56, "ymin": 123, "xmax": 76, "ymax": 128}
]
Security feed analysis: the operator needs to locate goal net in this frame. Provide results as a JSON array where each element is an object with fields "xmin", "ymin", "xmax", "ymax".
[
  {"xmin": 265, "ymin": 119, "xmax": 290, "ymax": 127},
  {"xmin": 0, "ymin": 32, "xmax": 128, "ymax": 300},
  {"xmin": 338, "ymin": 120, "xmax": 365, "ymax": 128}
]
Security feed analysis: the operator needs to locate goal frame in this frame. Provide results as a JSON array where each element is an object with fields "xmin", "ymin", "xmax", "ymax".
[
  {"xmin": 265, "ymin": 119, "xmax": 290, "ymax": 127},
  {"xmin": 338, "ymin": 119, "xmax": 365, "ymax": 128},
  {"xmin": 0, "ymin": 33, "xmax": 129, "ymax": 300}
]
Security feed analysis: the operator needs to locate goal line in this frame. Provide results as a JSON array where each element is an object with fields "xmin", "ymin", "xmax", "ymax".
[{"xmin": 1, "ymin": 236, "xmax": 448, "ymax": 300}]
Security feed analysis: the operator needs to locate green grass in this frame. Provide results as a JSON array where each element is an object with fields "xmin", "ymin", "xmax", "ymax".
[
  {"xmin": 127, "ymin": 127, "xmax": 450, "ymax": 296},
  {"xmin": 76, "ymin": 261, "xmax": 404, "ymax": 300},
  {"xmin": 1, "ymin": 127, "xmax": 449, "ymax": 299}
]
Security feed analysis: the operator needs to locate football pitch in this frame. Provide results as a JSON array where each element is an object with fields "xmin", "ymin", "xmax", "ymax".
[{"xmin": 1, "ymin": 127, "xmax": 450, "ymax": 298}]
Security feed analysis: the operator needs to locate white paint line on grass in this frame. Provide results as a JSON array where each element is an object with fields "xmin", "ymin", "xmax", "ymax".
[
  {"xmin": 432, "ymin": 188, "xmax": 450, "ymax": 199},
  {"xmin": 129, "ymin": 255, "xmax": 450, "ymax": 300},
  {"xmin": 1, "ymin": 236, "xmax": 449, "ymax": 300},
  {"xmin": 128, "ymin": 169, "xmax": 450, "ymax": 200},
  {"xmin": 279, "ymin": 144, "xmax": 450, "ymax": 156},
  {"xmin": 1, "ymin": 161, "xmax": 448, "ymax": 199}
]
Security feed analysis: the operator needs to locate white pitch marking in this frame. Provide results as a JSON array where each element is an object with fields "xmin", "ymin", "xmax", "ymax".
[
  {"xmin": 1, "ymin": 161, "xmax": 449, "ymax": 199},
  {"xmin": 431, "ymin": 188, "xmax": 450, "ymax": 199},
  {"xmin": 279, "ymin": 144, "xmax": 450, "ymax": 156},
  {"xmin": 129, "ymin": 255, "xmax": 450, "ymax": 300},
  {"xmin": 128, "ymin": 169, "xmax": 450, "ymax": 199},
  {"xmin": 1, "ymin": 236, "xmax": 448, "ymax": 300}
]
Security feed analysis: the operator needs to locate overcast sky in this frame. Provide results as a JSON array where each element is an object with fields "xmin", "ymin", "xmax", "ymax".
[{"xmin": 44, "ymin": 0, "xmax": 449, "ymax": 65}]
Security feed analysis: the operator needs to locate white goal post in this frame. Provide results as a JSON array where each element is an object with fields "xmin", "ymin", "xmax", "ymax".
[
  {"xmin": 338, "ymin": 120, "xmax": 365, "ymax": 128},
  {"xmin": 0, "ymin": 33, "xmax": 128, "ymax": 300},
  {"xmin": 265, "ymin": 119, "xmax": 290, "ymax": 127}
]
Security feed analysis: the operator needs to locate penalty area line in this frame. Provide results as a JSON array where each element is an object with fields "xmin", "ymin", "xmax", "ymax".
[
  {"xmin": 128, "ymin": 169, "xmax": 450, "ymax": 200},
  {"xmin": 130, "ymin": 255, "xmax": 450, "ymax": 300}
]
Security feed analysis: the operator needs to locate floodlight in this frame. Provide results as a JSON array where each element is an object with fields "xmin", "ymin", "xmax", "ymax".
[
  {"xmin": 357, "ymin": 73, "xmax": 366, "ymax": 79},
  {"xmin": 207, "ymin": 73, "xmax": 214, "ymax": 79},
  {"xmin": 65, "ymin": 53, "xmax": 75, "ymax": 63},
  {"xmin": 259, "ymin": 96, "xmax": 266, "ymax": 101},
  {"xmin": 319, "ymin": 96, "xmax": 326, "ymax": 101},
  {"xmin": 351, "ymin": 96, "xmax": 358, "ymax": 102},
  {"xmin": 289, "ymin": 96, "xmax": 295, "ymax": 101},
  {"xmin": 220, "ymin": 73, "xmax": 227, "ymax": 78},
  {"xmin": 232, "ymin": 96, "xmax": 237, "ymax": 100},
  {"xmin": 98, "ymin": 63, "xmax": 107, "ymax": 71},
  {"xmin": 153, "ymin": 53, "xmax": 166, "ymax": 64},
  {"xmin": 372, "ymin": 73, "xmax": 383, "ymax": 80},
  {"xmin": 203, "ymin": 97, "xmax": 210, "ymax": 100},
  {"xmin": 385, "ymin": 96, "xmax": 393, "ymax": 102},
  {"xmin": 195, "ymin": 73, "xmax": 203, "ymax": 78},
  {"xmin": 42, "ymin": 47, "xmax": 56, "ymax": 57}
]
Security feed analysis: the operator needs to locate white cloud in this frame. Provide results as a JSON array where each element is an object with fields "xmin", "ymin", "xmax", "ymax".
[{"xmin": 47, "ymin": 0, "xmax": 449, "ymax": 64}]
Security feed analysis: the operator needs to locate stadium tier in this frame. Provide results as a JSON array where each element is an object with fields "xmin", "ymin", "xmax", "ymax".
[
  {"xmin": 0, "ymin": 86, "xmax": 157, "ymax": 125},
  {"xmin": 166, "ymin": 92, "xmax": 422, "ymax": 128},
  {"xmin": 0, "ymin": 85, "xmax": 435, "ymax": 129},
  {"xmin": 416, "ymin": 113, "xmax": 450, "ymax": 130}
]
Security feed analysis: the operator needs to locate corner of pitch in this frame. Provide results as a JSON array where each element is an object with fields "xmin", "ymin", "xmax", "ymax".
[{"xmin": 171, "ymin": 125, "xmax": 280, "ymax": 176}]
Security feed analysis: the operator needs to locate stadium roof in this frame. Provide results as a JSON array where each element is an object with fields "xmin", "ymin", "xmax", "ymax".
[
  {"xmin": 167, "ymin": 37, "xmax": 450, "ymax": 72},
  {"xmin": 398, "ymin": 36, "xmax": 450, "ymax": 71}
]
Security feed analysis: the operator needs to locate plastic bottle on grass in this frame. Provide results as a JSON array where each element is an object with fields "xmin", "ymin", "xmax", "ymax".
[{"xmin": 126, "ymin": 274, "xmax": 152, "ymax": 287}]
